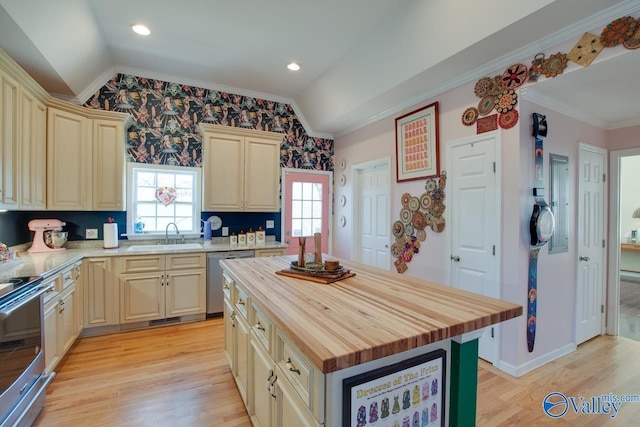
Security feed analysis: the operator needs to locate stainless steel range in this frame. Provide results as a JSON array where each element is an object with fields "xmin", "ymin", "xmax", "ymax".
[{"xmin": 0, "ymin": 276, "xmax": 55, "ymax": 427}]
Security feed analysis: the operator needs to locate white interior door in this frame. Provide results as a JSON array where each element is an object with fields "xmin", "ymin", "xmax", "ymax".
[
  {"xmin": 354, "ymin": 159, "xmax": 390, "ymax": 269},
  {"xmin": 576, "ymin": 143, "xmax": 606, "ymax": 344},
  {"xmin": 447, "ymin": 134, "xmax": 500, "ymax": 365}
]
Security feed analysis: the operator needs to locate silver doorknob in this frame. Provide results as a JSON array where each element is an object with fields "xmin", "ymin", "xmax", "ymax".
[
  {"xmin": 451, "ymin": 255, "xmax": 460, "ymax": 262},
  {"xmin": 579, "ymin": 256, "xmax": 590, "ymax": 261}
]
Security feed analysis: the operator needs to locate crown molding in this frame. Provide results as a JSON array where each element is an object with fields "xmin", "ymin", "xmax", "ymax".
[{"xmin": 335, "ymin": 0, "xmax": 640, "ymax": 138}]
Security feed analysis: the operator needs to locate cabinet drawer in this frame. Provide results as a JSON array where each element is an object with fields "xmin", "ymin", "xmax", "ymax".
[
  {"xmin": 234, "ymin": 284, "xmax": 249, "ymax": 320},
  {"xmin": 120, "ymin": 255, "xmax": 164, "ymax": 273},
  {"xmin": 61, "ymin": 265, "xmax": 75, "ymax": 290},
  {"xmin": 166, "ymin": 253, "xmax": 205, "ymax": 270},
  {"xmin": 277, "ymin": 332, "xmax": 315, "ymax": 407},
  {"xmin": 251, "ymin": 303, "xmax": 272, "ymax": 354},
  {"xmin": 222, "ymin": 271, "xmax": 234, "ymax": 302}
]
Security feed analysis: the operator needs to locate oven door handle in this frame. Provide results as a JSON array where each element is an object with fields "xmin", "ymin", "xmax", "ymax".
[{"xmin": 0, "ymin": 283, "xmax": 53, "ymax": 320}]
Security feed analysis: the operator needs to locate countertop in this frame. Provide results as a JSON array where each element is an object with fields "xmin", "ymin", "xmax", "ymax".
[
  {"xmin": 221, "ymin": 255, "xmax": 523, "ymax": 374},
  {"xmin": 0, "ymin": 240, "xmax": 287, "ymax": 281}
]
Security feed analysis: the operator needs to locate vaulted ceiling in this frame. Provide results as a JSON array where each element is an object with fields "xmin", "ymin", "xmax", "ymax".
[{"xmin": 0, "ymin": 0, "xmax": 638, "ymax": 137}]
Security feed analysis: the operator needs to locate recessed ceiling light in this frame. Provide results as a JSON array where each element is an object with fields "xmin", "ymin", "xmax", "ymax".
[
  {"xmin": 132, "ymin": 24, "xmax": 151, "ymax": 36},
  {"xmin": 287, "ymin": 62, "xmax": 301, "ymax": 71}
]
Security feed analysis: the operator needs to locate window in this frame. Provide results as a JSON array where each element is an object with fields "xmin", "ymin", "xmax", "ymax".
[
  {"xmin": 291, "ymin": 181, "xmax": 323, "ymax": 237},
  {"xmin": 126, "ymin": 163, "xmax": 201, "ymax": 237}
]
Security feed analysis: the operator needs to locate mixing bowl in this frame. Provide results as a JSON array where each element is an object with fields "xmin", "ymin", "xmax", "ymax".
[{"xmin": 46, "ymin": 231, "xmax": 68, "ymax": 249}]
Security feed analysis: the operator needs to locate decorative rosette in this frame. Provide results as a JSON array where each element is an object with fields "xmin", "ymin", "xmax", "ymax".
[
  {"xmin": 501, "ymin": 63, "xmax": 528, "ymax": 90},
  {"xmin": 495, "ymin": 89, "xmax": 518, "ymax": 113},
  {"xmin": 498, "ymin": 109, "xmax": 519, "ymax": 129},
  {"xmin": 401, "ymin": 193, "xmax": 411, "ymax": 207},
  {"xmin": 462, "ymin": 107, "xmax": 478, "ymax": 126},
  {"xmin": 474, "ymin": 77, "xmax": 493, "ymax": 97},
  {"xmin": 600, "ymin": 16, "xmax": 638, "ymax": 47},
  {"xmin": 478, "ymin": 95, "xmax": 496, "ymax": 116},
  {"xmin": 542, "ymin": 53, "xmax": 568, "ymax": 78}
]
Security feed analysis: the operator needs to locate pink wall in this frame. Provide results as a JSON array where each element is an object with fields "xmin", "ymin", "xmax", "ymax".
[
  {"xmin": 608, "ymin": 125, "xmax": 640, "ymax": 151},
  {"xmin": 333, "ymin": 81, "xmax": 613, "ymax": 373}
]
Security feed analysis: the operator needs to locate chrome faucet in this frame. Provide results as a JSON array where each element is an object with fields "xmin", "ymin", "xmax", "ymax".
[{"xmin": 165, "ymin": 222, "xmax": 182, "ymax": 244}]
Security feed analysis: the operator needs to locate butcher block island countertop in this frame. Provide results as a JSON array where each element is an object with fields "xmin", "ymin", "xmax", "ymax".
[{"xmin": 221, "ymin": 255, "xmax": 521, "ymax": 373}]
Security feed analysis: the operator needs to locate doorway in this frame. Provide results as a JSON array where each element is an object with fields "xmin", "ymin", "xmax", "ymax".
[
  {"xmin": 352, "ymin": 158, "xmax": 390, "ymax": 269},
  {"xmin": 445, "ymin": 132, "xmax": 501, "ymax": 365},
  {"xmin": 608, "ymin": 149, "xmax": 640, "ymax": 342},
  {"xmin": 281, "ymin": 169, "xmax": 332, "ymax": 256}
]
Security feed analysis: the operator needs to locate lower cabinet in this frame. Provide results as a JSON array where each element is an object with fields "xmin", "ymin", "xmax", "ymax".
[
  {"xmin": 119, "ymin": 254, "xmax": 205, "ymax": 324},
  {"xmin": 224, "ymin": 268, "xmax": 321, "ymax": 427},
  {"xmin": 44, "ymin": 262, "xmax": 82, "ymax": 374},
  {"xmin": 83, "ymin": 257, "xmax": 118, "ymax": 329}
]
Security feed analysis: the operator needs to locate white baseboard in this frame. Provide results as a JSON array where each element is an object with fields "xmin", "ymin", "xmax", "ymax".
[{"xmin": 496, "ymin": 343, "xmax": 577, "ymax": 377}]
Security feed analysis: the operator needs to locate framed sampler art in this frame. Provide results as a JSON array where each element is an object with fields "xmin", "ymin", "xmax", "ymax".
[
  {"xmin": 343, "ymin": 349, "xmax": 446, "ymax": 427},
  {"xmin": 395, "ymin": 102, "xmax": 440, "ymax": 182}
]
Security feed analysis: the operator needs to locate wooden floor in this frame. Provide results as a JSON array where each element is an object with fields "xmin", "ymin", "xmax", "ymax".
[{"xmin": 34, "ymin": 319, "xmax": 640, "ymax": 426}]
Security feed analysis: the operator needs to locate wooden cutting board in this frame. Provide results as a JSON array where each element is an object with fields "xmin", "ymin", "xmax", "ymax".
[{"xmin": 275, "ymin": 269, "xmax": 355, "ymax": 284}]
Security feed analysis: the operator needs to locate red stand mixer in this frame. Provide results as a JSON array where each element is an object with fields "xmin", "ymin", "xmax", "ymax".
[{"xmin": 27, "ymin": 219, "xmax": 67, "ymax": 253}]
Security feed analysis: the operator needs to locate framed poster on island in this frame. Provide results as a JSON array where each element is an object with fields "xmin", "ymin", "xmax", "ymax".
[
  {"xmin": 395, "ymin": 102, "xmax": 439, "ymax": 182},
  {"xmin": 343, "ymin": 349, "xmax": 446, "ymax": 427}
]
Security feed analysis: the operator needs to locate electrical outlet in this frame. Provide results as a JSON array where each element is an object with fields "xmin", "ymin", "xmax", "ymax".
[
  {"xmin": 266, "ymin": 220, "xmax": 275, "ymax": 229},
  {"xmin": 86, "ymin": 229, "xmax": 98, "ymax": 239},
  {"xmin": 222, "ymin": 227, "xmax": 229, "ymax": 237}
]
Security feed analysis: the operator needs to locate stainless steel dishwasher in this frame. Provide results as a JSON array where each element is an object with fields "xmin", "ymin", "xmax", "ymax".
[{"xmin": 206, "ymin": 250, "xmax": 254, "ymax": 316}]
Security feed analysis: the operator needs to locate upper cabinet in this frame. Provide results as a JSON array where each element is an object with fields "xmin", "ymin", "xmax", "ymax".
[
  {"xmin": 201, "ymin": 124, "xmax": 282, "ymax": 212},
  {"xmin": 0, "ymin": 70, "xmax": 20, "ymax": 209},
  {"xmin": 47, "ymin": 102, "xmax": 131, "ymax": 211},
  {"xmin": 19, "ymin": 89, "xmax": 47, "ymax": 209},
  {"xmin": 47, "ymin": 107, "xmax": 92, "ymax": 210}
]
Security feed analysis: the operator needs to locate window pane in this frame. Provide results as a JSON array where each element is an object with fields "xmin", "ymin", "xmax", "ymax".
[
  {"xmin": 140, "ymin": 217, "xmax": 157, "ymax": 231},
  {"xmin": 137, "ymin": 203, "xmax": 157, "ymax": 217},
  {"xmin": 176, "ymin": 174, "xmax": 193, "ymax": 188},
  {"xmin": 137, "ymin": 187, "xmax": 156, "ymax": 201},
  {"xmin": 175, "ymin": 204, "xmax": 192, "ymax": 216},
  {"xmin": 176, "ymin": 189, "xmax": 192, "ymax": 202},
  {"xmin": 302, "ymin": 201, "xmax": 312, "ymax": 218},
  {"xmin": 312, "ymin": 183, "xmax": 323, "ymax": 201},
  {"xmin": 312, "ymin": 201, "xmax": 322, "ymax": 219},
  {"xmin": 292, "ymin": 219, "xmax": 302, "ymax": 237},
  {"xmin": 312, "ymin": 219, "xmax": 322, "ymax": 234},
  {"xmin": 157, "ymin": 173, "xmax": 175, "ymax": 187},
  {"xmin": 292, "ymin": 182, "xmax": 302, "ymax": 199},
  {"xmin": 137, "ymin": 172, "xmax": 156, "ymax": 186},
  {"xmin": 301, "ymin": 219, "xmax": 312, "ymax": 236},
  {"xmin": 302, "ymin": 182, "xmax": 312, "ymax": 200}
]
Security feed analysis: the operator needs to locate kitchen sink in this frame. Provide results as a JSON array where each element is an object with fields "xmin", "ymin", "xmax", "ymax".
[{"xmin": 126, "ymin": 243, "xmax": 203, "ymax": 252}]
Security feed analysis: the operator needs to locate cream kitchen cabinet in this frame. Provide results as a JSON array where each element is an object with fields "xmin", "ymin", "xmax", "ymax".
[
  {"xmin": 200, "ymin": 124, "xmax": 282, "ymax": 212},
  {"xmin": 47, "ymin": 102, "xmax": 131, "ymax": 211},
  {"xmin": 19, "ymin": 88, "xmax": 47, "ymax": 209},
  {"xmin": 119, "ymin": 254, "xmax": 206, "ymax": 324},
  {"xmin": 44, "ymin": 262, "xmax": 82, "ymax": 375},
  {"xmin": 0, "ymin": 69, "xmax": 20, "ymax": 209},
  {"xmin": 46, "ymin": 107, "xmax": 92, "ymax": 210},
  {"xmin": 254, "ymin": 248, "xmax": 287, "ymax": 257},
  {"xmin": 83, "ymin": 257, "xmax": 119, "ymax": 330}
]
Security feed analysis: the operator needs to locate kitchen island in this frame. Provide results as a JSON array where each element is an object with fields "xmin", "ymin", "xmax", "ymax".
[{"xmin": 220, "ymin": 255, "xmax": 522, "ymax": 427}]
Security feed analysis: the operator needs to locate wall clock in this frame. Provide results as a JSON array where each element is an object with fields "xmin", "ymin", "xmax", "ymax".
[{"xmin": 207, "ymin": 215, "xmax": 223, "ymax": 231}]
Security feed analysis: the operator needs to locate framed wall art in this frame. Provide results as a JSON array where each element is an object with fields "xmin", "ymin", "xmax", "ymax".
[
  {"xmin": 343, "ymin": 349, "xmax": 446, "ymax": 427},
  {"xmin": 395, "ymin": 102, "xmax": 440, "ymax": 182}
]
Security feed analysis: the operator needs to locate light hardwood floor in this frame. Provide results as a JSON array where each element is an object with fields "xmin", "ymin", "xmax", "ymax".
[{"xmin": 34, "ymin": 319, "xmax": 640, "ymax": 426}]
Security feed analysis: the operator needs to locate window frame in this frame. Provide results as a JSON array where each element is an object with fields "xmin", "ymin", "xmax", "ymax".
[{"xmin": 126, "ymin": 162, "xmax": 202, "ymax": 240}]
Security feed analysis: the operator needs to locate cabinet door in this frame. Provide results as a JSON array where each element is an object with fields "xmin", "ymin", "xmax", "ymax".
[
  {"xmin": 120, "ymin": 272, "xmax": 164, "ymax": 323},
  {"xmin": 19, "ymin": 89, "xmax": 46, "ymax": 209},
  {"xmin": 202, "ymin": 132, "xmax": 244, "ymax": 211},
  {"xmin": 165, "ymin": 268, "xmax": 205, "ymax": 317},
  {"xmin": 44, "ymin": 298, "xmax": 60, "ymax": 375},
  {"xmin": 250, "ymin": 335, "xmax": 273, "ymax": 427},
  {"xmin": 0, "ymin": 70, "xmax": 20, "ymax": 209},
  {"xmin": 84, "ymin": 257, "xmax": 118, "ymax": 327},
  {"xmin": 93, "ymin": 118, "xmax": 125, "ymax": 210},
  {"xmin": 224, "ymin": 298, "xmax": 235, "ymax": 371},
  {"xmin": 274, "ymin": 366, "xmax": 317, "ymax": 427},
  {"xmin": 73, "ymin": 262, "xmax": 84, "ymax": 334},
  {"xmin": 59, "ymin": 285, "xmax": 76, "ymax": 354},
  {"xmin": 244, "ymin": 135, "xmax": 281, "ymax": 212},
  {"xmin": 235, "ymin": 313, "xmax": 250, "ymax": 406},
  {"xmin": 47, "ymin": 107, "xmax": 91, "ymax": 210}
]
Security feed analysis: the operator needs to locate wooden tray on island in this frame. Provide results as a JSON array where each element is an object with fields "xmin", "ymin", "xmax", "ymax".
[{"xmin": 276, "ymin": 261, "xmax": 355, "ymax": 284}]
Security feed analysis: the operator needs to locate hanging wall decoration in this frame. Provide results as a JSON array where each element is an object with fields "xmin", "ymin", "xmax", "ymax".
[
  {"xmin": 476, "ymin": 114, "xmax": 498, "ymax": 134},
  {"xmin": 156, "ymin": 187, "xmax": 177, "ymax": 206},
  {"xmin": 541, "ymin": 52, "xmax": 569, "ymax": 78},
  {"xmin": 392, "ymin": 172, "xmax": 447, "ymax": 274},
  {"xmin": 567, "ymin": 33, "xmax": 604, "ymax": 67},
  {"xmin": 599, "ymin": 16, "xmax": 638, "ymax": 47}
]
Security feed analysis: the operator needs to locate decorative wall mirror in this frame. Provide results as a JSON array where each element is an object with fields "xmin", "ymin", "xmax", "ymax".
[{"xmin": 549, "ymin": 153, "xmax": 569, "ymax": 254}]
